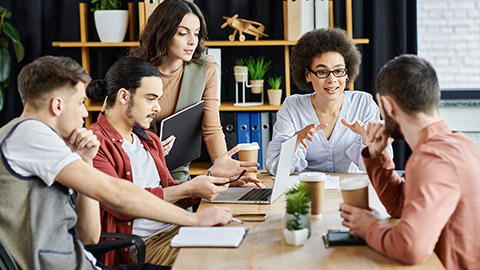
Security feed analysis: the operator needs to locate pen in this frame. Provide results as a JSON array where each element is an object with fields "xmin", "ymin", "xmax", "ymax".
[
  {"xmin": 231, "ymin": 217, "xmax": 244, "ymax": 224},
  {"xmin": 214, "ymin": 170, "xmax": 247, "ymax": 186}
]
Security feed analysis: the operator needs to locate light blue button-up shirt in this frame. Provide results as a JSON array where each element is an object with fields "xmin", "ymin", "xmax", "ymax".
[{"xmin": 265, "ymin": 91, "xmax": 393, "ymax": 174}]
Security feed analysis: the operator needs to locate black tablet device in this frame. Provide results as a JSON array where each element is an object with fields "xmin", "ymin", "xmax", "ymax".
[{"xmin": 159, "ymin": 100, "xmax": 204, "ymax": 170}]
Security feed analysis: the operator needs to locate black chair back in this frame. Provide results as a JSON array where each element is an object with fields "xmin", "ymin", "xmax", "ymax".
[{"xmin": 0, "ymin": 239, "xmax": 19, "ymax": 270}]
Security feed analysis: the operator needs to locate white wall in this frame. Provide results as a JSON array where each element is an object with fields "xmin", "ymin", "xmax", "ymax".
[{"xmin": 417, "ymin": 0, "xmax": 480, "ymax": 89}]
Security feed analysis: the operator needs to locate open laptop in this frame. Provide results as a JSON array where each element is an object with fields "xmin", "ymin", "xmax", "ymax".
[{"xmin": 211, "ymin": 135, "xmax": 297, "ymax": 204}]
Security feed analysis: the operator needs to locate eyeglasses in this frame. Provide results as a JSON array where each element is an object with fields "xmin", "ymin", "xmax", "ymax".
[{"xmin": 307, "ymin": 67, "xmax": 348, "ymax": 79}]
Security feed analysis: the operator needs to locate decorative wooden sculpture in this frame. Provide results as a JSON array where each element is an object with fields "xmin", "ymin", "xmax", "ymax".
[{"xmin": 221, "ymin": 14, "xmax": 269, "ymax": 42}]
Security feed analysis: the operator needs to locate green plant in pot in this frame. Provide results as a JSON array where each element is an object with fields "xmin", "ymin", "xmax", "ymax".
[
  {"xmin": 284, "ymin": 183, "xmax": 311, "ymax": 246},
  {"xmin": 90, "ymin": 0, "xmax": 128, "ymax": 43},
  {"xmin": 245, "ymin": 56, "xmax": 271, "ymax": 94},
  {"xmin": 233, "ymin": 58, "xmax": 248, "ymax": 83},
  {"xmin": 0, "ymin": 6, "xmax": 24, "ymax": 111},
  {"xmin": 267, "ymin": 76, "xmax": 283, "ymax": 106}
]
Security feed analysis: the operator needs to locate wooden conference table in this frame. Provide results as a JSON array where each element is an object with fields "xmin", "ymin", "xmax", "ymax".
[{"xmin": 172, "ymin": 173, "xmax": 445, "ymax": 270}]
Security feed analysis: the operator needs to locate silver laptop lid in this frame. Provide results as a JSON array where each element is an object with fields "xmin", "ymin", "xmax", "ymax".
[{"xmin": 269, "ymin": 135, "xmax": 297, "ymax": 203}]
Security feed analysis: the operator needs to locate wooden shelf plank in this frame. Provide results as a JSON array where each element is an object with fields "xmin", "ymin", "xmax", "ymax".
[
  {"xmin": 53, "ymin": 39, "xmax": 368, "ymax": 48},
  {"xmin": 189, "ymin": 162, "xmax": 211, "ymax": 176},
  {"xmin": 205, "ymin": 40, "xmax": 297, "ymax": 46},
  {"xmin": 52, "ymin": 41, "xmax": 140, "ymax": 47},
  {"xmin": 86, "ymin": 103, "xmax": 104, "ymax": 112},
  {"xmin": 219, "ymin": 102, "xmax": 281, "ymax": 111},
  {"xmin": 189, "ymin": 162, "xmax": 267, "ymax": 176},
  {"xmin": 86, "ymin": 101, "xmax": 281, "ymax": 112},
  {"xmin": 353, "ymin": 38, "xmax": 369, "ymax": 44}
]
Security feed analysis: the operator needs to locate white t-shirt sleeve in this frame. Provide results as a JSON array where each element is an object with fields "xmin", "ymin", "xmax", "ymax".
[{"xmin": 1, "ymin": 120, "xmax": 81, "ymax": 186}]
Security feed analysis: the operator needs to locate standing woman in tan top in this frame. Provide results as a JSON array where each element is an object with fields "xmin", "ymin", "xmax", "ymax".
[{"xmin": 132, "ymin": 0, "xmax": 227, "ymax": 181}]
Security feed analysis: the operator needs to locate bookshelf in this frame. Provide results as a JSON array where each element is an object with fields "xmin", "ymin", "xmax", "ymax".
[{"xmin": 52, "ymin": 1, "xmax": 368, "ymax": 175}]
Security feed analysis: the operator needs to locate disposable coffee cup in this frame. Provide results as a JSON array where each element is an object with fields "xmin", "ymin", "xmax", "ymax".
[
  {"xmin": 340, "ymin": 177, "xmax": 369, "ymax": 209},
  {"xmin": 237, "ymin": 142, "xmax": 259, "ymax": 178},
  {"xmin": 299, "ymin": 172, "xmax": 326, "ymax": 219}
]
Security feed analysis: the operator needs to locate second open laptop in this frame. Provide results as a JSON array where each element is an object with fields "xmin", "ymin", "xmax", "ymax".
[{"xmin": 210, "ymin": 135, "xmax": 297, "ymax": 204}]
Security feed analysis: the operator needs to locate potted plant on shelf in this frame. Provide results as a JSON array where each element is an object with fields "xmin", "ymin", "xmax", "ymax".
[
  {"xmin": 245, "ymin": 56, "xmax": 271, "ymax": 94},
  {"xmin": 233, "ymin": 58, "xmax": 248, "ymax": 83},
  {"xmin": 267, "ymin": 76, "xmax": 283, "ymax": 106},
  {"xmin": 90, "ymin": 0, "xmax": 128, "ymax": 43},
  {"xmin": 284, "ymin": 183, "xmax": 311, "ymax": 246},
  {"xmin": 0, "ymin": 6, "xmax": 24, "ymax": 111}
]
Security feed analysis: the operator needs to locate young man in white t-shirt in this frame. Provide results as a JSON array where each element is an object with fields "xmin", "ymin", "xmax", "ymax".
[
  {"xmin": 0, "ymin": 55, "xmax": 233, "ymax": 270},
  {"xmin": 86, "ymin": 57, "xmax": 261, "ymax": 266}
]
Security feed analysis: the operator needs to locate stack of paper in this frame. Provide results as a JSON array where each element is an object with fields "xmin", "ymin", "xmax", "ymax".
[
  {"xmin": 286, "ymin": 175, "xmax": 341, "ymax": 190},
  {"xmin": 171, "ymin": 227, "xmax": 249, "ymax": 248}
]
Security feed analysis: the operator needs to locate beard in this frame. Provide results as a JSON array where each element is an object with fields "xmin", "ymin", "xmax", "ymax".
[
  {"xmin": 384, "ymin": 112, "xmax": 404, "ymax": 140},
  {"xmin": 126, "ymin": 97, "xmax": 149, "ymax": 130}
]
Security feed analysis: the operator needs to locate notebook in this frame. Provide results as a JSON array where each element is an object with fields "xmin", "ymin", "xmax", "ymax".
[
  {"xmin": 159, "ymin": 101, "xmax": 204, "ymax": 170},
  {"xmin": 211, "ymin": 135, "xmax": 297, "ymax": 204},
  {"xmin": 170, "ymin": 227, "xmax": 249, "ymax": 248}
]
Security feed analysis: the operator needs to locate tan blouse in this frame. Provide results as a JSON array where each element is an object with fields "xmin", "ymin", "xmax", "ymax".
[{"xmin": 156, "ymin": 56, "xmax": 227, "ymax": 161}]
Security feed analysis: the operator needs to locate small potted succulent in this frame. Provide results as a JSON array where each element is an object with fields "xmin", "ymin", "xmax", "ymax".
[
  {"xmin": 90, "ymin": 0, "xmax": 128, "ymax": 43},
  {"xmin": 267, "ymin": 76, "xmax": 283, "ymax": 106},
  {"xmin": 284, "ymin": 183, "xmax": 311, "ymax": 246},
  {"xmin": 233, "ymin": 58, "xmax": 248, "ymax": 83},
  {"xmin": 245, "ymin": 56, "xmax": 271, "ymax": 94}
]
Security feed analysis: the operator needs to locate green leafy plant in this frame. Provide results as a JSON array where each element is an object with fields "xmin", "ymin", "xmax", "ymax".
[
  {"xmin": 286, "ymin": 212, "xmax": 304, "ymax": 231},
  {"xmin": 90, "ymin": 0, "xmax": 123, "ymax": 12},
  {"xmin": 245, "ymin": 56, "xmax": 271, "ymax": 80},
  {"xmin": 267, "ymin": 76, "xmax": 284, "ymax": 89},
  {"xmin": 235, "ymin": 58, "xmax": 246, "ymax": 66},
  {"xmin": 0, "ymin": 6, "xmax": 24, "ymax": 111},
  {"xmin": 285, "ymin": 183, "xmax": 311, "ymax": 231}
]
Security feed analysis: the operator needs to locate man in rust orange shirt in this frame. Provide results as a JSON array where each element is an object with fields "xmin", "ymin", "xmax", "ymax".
[{"xmin": 340, "ymin": 54, "xmax": 480, "ymax": 269}]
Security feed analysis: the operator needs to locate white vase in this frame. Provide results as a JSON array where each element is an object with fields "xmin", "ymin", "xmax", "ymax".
[
  {"xmin": 94, "ymin": 10, "xmax": 129, "ymax": 43},
  {"xmin": 283, "ymin": 228, "xmax": 309, "ymax": 246}
]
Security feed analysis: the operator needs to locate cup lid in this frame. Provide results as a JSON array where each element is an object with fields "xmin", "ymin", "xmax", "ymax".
[
  {"xmin": 339, "ymin": 177, "xmax": 369, "ymax": 190},
  {"xmin": 238, "ymin": 142, "xmax": 259, "ymax": 151},
  {"xmin": 299, "ymin": 172, "xmax": 326, "ymax": 182}
]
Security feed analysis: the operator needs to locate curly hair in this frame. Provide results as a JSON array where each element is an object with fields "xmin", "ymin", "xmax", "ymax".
[
  {"xmin": 290, "ymin": 28, "xmax": 361, "ymax": 93},
  {"xmin": 130, "ymin": 0, "xmax": 207, "ymax": 67}
]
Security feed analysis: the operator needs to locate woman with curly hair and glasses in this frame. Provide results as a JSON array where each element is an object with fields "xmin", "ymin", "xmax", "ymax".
[
  {"xmin": 265, "ymin": 28, "xmax": 392, "ymax": 174},
  {"xmin": 131, "ymin": 0, "xmax": 226, "ymax": 182}
]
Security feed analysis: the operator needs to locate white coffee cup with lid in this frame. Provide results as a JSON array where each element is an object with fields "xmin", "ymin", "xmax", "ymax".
[{"xmin": 237, "ymin": 143, "xmax": 259, "ymax": 178}]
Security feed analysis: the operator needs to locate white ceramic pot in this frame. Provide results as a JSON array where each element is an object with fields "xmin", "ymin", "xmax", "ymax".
[
  {"xmin": 250, "ymin": 79, "xmax": 264, "ymax": 94},
  {"xmin": 283, "ymin": 228, "xmax": 309, "ymax": 246},
  {"xmin": 285, "ymin": 213, "xmax": 311, "ymax": 238},
  {"xmin": 94, "ymin": 10, "xmax": 129, "ymax": 43},
  {"xmin": 267, "ymin": 89, "xmax": 282, "ymax": 105},
  {"xmin": 233, "ymin": 66, "xmax": 248, "ymax": 82}
]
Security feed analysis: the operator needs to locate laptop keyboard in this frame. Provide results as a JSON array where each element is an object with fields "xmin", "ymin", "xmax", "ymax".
[{"xmin": 238, "ymin": 188, "xmax": 272, "ymax": 201}]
